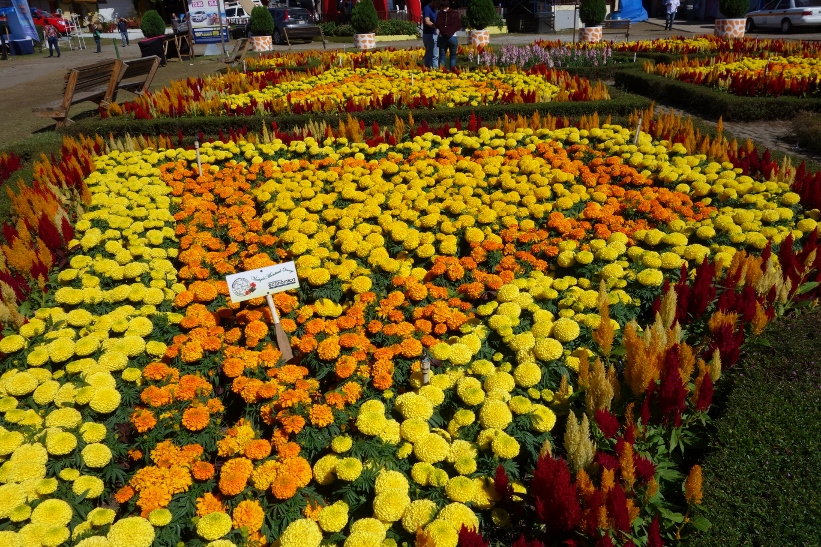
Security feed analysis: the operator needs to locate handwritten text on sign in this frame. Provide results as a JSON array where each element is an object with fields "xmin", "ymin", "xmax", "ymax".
[{"xmin": 225, "ymin": 261, "xmax": 300, "ymax": 303}]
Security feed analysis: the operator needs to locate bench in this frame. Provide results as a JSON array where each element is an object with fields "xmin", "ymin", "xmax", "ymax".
[
  {"xmin": 222, "ymin": 37, "xmax": 250, "ymax": 65},
  {"xmin": 602, "ymin": 19, "xmax": 631, "ymax": 40},
  {"xmin": 32, "ymin": 59, "xmax": 124, "ymax": 128},
  {"xmin": 115, "ymin": 56, "xmax": 161, "ymax": 98}
]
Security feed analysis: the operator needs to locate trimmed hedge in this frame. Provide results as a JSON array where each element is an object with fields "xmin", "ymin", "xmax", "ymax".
[
  {"xmin": 66, "ymin": 88, "xmax": 651, "ymax": 138},
  {"xmin": 615, "ymin": 67, "xmax": 821, "ymax": 121},
  {"xmin": 793, "ymin": 111, "xmax": 821, "ymax": 157},
  {"xmin": 690, "ymin": 310, "xmax": 821, "ymax": 547}
]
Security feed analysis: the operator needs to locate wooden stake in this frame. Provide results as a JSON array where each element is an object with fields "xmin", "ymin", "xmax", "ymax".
[{"xmin": 266, "ymin": 294, "xmax": 293, "ymax": 361}]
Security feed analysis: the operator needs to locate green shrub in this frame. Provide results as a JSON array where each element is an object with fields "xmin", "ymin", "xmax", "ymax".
[
  {"xmin": 793, "ymin": 111, "xmax": 821, "ymax": 156},
  {"xmin": 249, "ymin": 7, "xmax": 275, "ymax": 36},
  {"xmin": 719, "ymin": 0, "xmax": 749, "ymax": 19},
  {"xmin": 465, "ymin": 0, "xmax": 501, "ymax": 30},
  {"xmin": 140, "ymin": 10, "xmax": 166, "ymax": 38},
  {"xmin": 350, "ymin": 0, "xmax": 379, "ymax": 34},
  {"xmin": 375, "ymin": 19, "xmax": 419, "ymax": 36},
  {"xmin": 579, "ymin": 0, "xmax": 606, "ymax": 27}
]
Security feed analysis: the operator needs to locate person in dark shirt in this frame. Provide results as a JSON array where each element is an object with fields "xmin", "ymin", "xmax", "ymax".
[
  {"xmin": 117, "ymin": 18, "xmax": 129, "ymax": 46},
  {"xmin": 422, "ymin": 0, "xmax": 444, "ymax": 68},
  {"xmin": 434, "ymin": 1, "xmax": 460, "ymax": 70}
]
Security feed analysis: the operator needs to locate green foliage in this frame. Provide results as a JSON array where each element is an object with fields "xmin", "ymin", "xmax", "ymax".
[
  {"xmin": 465, "ymin": 0, "xmax": 501, "ymax": 30},
  {"xmin": 615, "ymin": 66, "xmax": 821, "ymax": 121},
  {"xmin": 321, "ymin": 19, "xmax": 418, "ymax": 36},
  {"xmin": 350, "ymin": 0, "xmax": 379, "ymax": 34},
  {"xmin": 579, "ymin": 0, "xmax": 606, "ymax": 27},
  {"xmin": 690, "ymin": 311, "xmax": 821, "ymax": 547},
  {"xmin": 140, "ymin": 10, "xmax": 166, "ymax": 39},
  {"xmin": 719, "ymin": 0, "xmax": 750, "ymax": 19},
  {"xmin": 249, "ymin": 6, "xmax": 275, "ymax": 36},
  {"xmin": 793, "ymin": 111, "xmax": 821, "ymax": 156}
]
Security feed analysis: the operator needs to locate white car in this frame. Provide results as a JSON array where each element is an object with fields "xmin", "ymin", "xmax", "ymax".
[
  {"xmin": 746, "ymin": 0, "xmax": 821, "ymax": 33},
  {"xmin": 190, "ymin": 10, "xmax": 208, "ymax": 22}
]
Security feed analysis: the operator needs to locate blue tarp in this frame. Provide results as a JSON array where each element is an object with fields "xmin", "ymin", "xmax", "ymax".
[
  {"xmin": 0, "ymin": 3, "xmax": 40, "ymax": 42},
  {"xmin": 609, "ymin": 0, "xmax": 649, "ymax": 22}
]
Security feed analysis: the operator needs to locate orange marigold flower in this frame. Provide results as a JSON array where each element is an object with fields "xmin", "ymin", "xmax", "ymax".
[
  {"xmin": 270, "ymin": 472, "xmax": 299, "ymax": 500},
  {"xmin": 219, "ymin": 457, "xmax": 254, "ymax": 496},
  {"xmin": 317, "ymin": 336, "xmax": 341, "ymax": 361},
  {"xmin": 182, "ymin": 406, "xmax": 211, "ymax": 431},
  {"xmin": 245, "ymin": 320, "xmax": 269, "ymax": 341},
  {"xmin": 114, "ymin": 485, "xmax": 135, "ymax": 503},
  {"xmin": 277, "ymin": 441, "xmax": 301, "ymax": 459},
  {"xmin": 141, "ymin": 385, "xmax": 173, "ymax": 408},
  {"xmin": 335, "ymin": 355, "xmax": 357, "ymax": 379},
  {"xmin": 196, "ymin": 493, "xmax": 226, "ymax": 517},
  {"xmin": 303, "ymin": 501, "xmax": 322, "ymax": 521},
  {"xmin": 143, "ymin": 362, "xmax": 175, "ymax": 381},
  {"xmin": 308, "ymin": 404, "xmax": 334, "ymax": 428},
  {"xmin": 131, "ymin": 408, "xmax": 158, "ymax": 432},
  {"xmin": 325, "ymin": 392, "xmax": 346, "ymax": 410},
  {"xmin": 280, "ymin": 457, "xmax": 312, "ymax": 488},
  {"xmin": 233, "ymin": 499, "xmax": 265, "ymax": 532},
  {"xmin": 207, "ymin": 398, "xmax": 225, "ymax": 413},
  {"xmin": 223, "ymin": 357, "xmax": 246, "ymax": 378},
  {"xmin": 244, "ymin": 439, "xmax": 272, "ymax": 460},
  {"xmin": 181, "ymin": 340, "xmax": 204, "ymax": 363},
  {"xmin": 225, "ymin": 327, "xmax": 242, "ymax": 344},
  {"xmin": 192, "ymin": 461, "xmax": 216, "ymax": 481},
  {"xmin": 341, "ymin": 382, "xmax": 361, "ymax": 404},
  {"xmin": 278, "ymin": 414, "xmax": 306, "ymax": 435},
  {"xmin": 373, "ymin": 372, "xmax": 393, "ymax": 390},
  {"xmin": 174, "ymin": 290, "xmax": 194, "ymax": 309},
  {"xmin": 400, "ymin": 337, "xmax": 423, "ymax": 358},
  {"xmin": 128, "ymin": 449, "xmax": 143, "ymax": 461},
  {"xmin": 191, "ymin": 281, "xmax": 219, "ymax": 302},
  {"xmin": 277, "ymin": 365, "xmax": 308, "ymax": 384}
]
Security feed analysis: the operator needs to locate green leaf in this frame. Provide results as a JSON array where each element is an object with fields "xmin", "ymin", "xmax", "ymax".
[
  {"xmin": 658, "ymin": 506, "xmax": 685, "ymax": 523},
  {"xmin": 691, "ymin": 515, "xmax": 712, "ymax": 531},
  {"xmin": 798, "ymin": 281, "xmax": 819, "ymax": 295}
]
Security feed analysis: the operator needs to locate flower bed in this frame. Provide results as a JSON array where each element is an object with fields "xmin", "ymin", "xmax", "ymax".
[
  {"xmin": 109, "ymin": 66, "xmax": 610, "ymax": 120},
  {"xmin": 644, "ymin": 54, "xmax": 821, "ymax": 97},
  {"xmin": 2, "ymin": 106, "xmax": 821, "ymax": 547}
]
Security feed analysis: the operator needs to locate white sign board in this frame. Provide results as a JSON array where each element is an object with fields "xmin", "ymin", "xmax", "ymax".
[{"xmin": 226, "ymin": 261, "xmax": 300, "ymax": 303}]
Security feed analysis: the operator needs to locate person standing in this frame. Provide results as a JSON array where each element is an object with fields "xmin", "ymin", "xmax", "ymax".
[
  {"xmin": 44, "ymin": 22, "xmax": 60, "ymax": 57},
  {"xmin": 92, "ymin": 23, "xmax": 101, "ymax": 53},
  {"xmin": 172, "ymin": 13, "xmax": 180, "ymax": 33},
  {"xmin": 664, "ymin": 0, "xmax": 679, "ymax": 30},
  {"xmin": 435, "ymin": 1, "xmax": 460, "ymax": 70},
  {"xmin": 117, "ymin": 18, "xmax": 129, "ymax": 46},
  {"xmin": 422, "ymin": 0, "xmax": 442, "ymax": 69}
]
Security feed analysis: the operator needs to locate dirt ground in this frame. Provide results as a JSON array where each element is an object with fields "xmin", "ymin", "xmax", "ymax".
[{"xmin": 2, "ymin": 19, "xmax": 821, "ymax": 149}]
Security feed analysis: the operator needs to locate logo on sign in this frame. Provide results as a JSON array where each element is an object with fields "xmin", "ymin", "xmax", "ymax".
[{"xmin": 230, "ymin": 278, "xmax": 256, "ymax": 297}]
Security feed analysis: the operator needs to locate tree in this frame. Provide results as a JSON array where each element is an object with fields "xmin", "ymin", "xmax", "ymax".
[
  {"xmin": 465, "ymin": 0, "xmax": 502, "ymax": 30},
  {"xmin": 351, "ymin": 0, "xmax": 379, "ymax": 34},
  {"xmin": 579, "ymin": 0, "xmax": 606, "ymax": 27},
  {"xmin": 140, "ymin": 10, "xmax": 166, "ymax": 38},
  {"xmin": 249, "ymin": 6, "xmax": 275, "ymax": 36}
]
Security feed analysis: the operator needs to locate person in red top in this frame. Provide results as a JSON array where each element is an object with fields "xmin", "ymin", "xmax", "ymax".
[
  {"xmin": 44, "ymin": 23, "xmax": 60, "ymax": 58},
  {"xmin": 434, "ymin": 2, "xmax": 460, "ymax": 70}
]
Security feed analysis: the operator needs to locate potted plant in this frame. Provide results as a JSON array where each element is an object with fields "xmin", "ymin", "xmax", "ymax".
[
  {"xmin": 351, "ymin": 0, "xmax": 379, "ymax": 49},
  {"xmin": 138, "ymin": 10, "xmax": 169, "ymax": 64},
  {"xmin": 715, "ymin": 0, "xmax": 749, "ymax": 38},
  {"xmin": 578, "ymin": 0, "xmax": 606, "ymax": 43},
  {"xmin": 249, "ymin": 7, "xmax": 275, "ymax": 51},
  {"xmin": 465, "ymin": 0, "xmax": 502, "ymax": 47}
]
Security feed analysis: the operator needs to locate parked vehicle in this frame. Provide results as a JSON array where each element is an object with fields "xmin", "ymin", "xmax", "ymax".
[
  {"xmin": 267, "ymin": 6, "xmax": 318, "ymax": 44},
  {"xmin": 190, "ymin": 11, "xmax": 209, "ymax": 23},
  {"xmin": 30, "ymin": 8, "xmax": 69, "ymax": 34},
  {"xmin": 746, "ymin": 0, "xmax": 821, "ymax": 32}
]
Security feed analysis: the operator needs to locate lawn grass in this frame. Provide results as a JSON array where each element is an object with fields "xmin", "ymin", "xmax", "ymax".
[{"xmin": 690, "ymin": 309, "xmax": 821, "ymax": 547}]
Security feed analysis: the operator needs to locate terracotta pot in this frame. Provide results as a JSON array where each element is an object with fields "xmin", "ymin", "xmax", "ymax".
[
  {"xmin": 354, "ymin": 33, "xmax": 376, "ymax": 50},
  {"xmin": 580, "ymin": 26, "xmax": 603, "ymax": 43},
  {"xmin": 249, "ymin": 35, "xmax": 272, "ymax": 52},
  {"xmin": 469, "ymin": 29, "xmax": 490, "ymax": 47},
  {"xmin": 714, "ymin": 18, "xmax": 746, "ymax": 38}
]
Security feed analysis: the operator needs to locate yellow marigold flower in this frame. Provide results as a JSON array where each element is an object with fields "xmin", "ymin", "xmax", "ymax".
[
  {"xmin": 41, "ymin": 526, "xmax": 70, "ymax": 547},
  {"xmin": 509, "ymin": 395, "xmax": 532, "ymax": 415},
  {"xmin": 430, "ymin": 343, "xmax": 452, "ymax": 361},
  {"xmin": 530, "ymin": 404, "xmax": 557, "ymax": 432},
  {"xmin": 89, "ymin": 387, "xmax": 121, "ymax": 414},
  {"xmin": 552, "ymin": 318, "xmax": 580, "ymax": 342},
  {"xmin": 492, "ymin": 432, "xmax": 521, "ymax": 459},
  {"xmin": 9, "ymin": 503, "xmax": 31, "ymax": 522},
  {"xmin": 336, "ymin": 457, "xmax": 363, "ymax": 481},
  {"xmin": 414, "ymin": 433, "xmax": 450, "ymax": 463},
  {"xmin": 318, "ymin": 501, "xmax": 349, "ymax": 533},
  {"xmin": 479, "ymin": 399, "xmax": 512, "ymax": 429},
  {"xmin": 87, "ymin": 507, "xmax": 116, "ymax": 526},
  {"xmin": 454, "ymin": 455, "xmax": 477, "ymax": 475},
  {"xmin": 31, "ymin": 499, "xmax": 72, "ymax": 527},
  {"xmin": 375, "ymin": 469, "xmax": 409, "ymax": 494},
  {"xmin": 279, "ymin": 518, "xmax": 322, "ymax": 547},
  {"xmin": 313, "ymin": 454, "xmax": 338, "ymax": 485},
  {"xmin": 395, "ymin": 392, "xmax": 434, "ymax": 421},
  {"xmin": 401, "ymin": 499, "xmax": 437, "ymax": 533},
  {"xmin": 122, "ymin": 367, "xmax": 142, "ymax": 382},
  {"xmin": 448, "ymin": 343, "xmax": 472, "ymax": 366},
  {"xmin": 373, "ymin": 490, "xmax": 410, "ymax": 521},
  {"xmin": 331, "ymin": 435, "xmax": 353, "ymax": 453},
  {"xmin": 437, "ymin": 502, "xmax": 479, "ymax": 532},
  {"xmin": 197, "ymin": 512, "xmax": 232, "ymax": 541},
  {"xmin": 45, "ymin": 431, "xmax": 77, "ymax": 456},
  {"xmin": 484, "ymin": 371, "xmax": 515, "ymax": 393},
  {"xmin": 0, "ymin": 396, "xmax": 19, "ymax": 413},
  {"xmin": 411, "ymin": 462, "xmax": 436, "ymax": 486},
  {"xmin": 400, "ymin": 418, "xmax": 430, "ymax": 443},
  {"xmin": 75, "ymin": 536, "xmax": 110, "ymax": 547},
  {"xmin": 445, "ymin": 476, "xmax": 476, "ymax": 503},
  {"xmin": 26, "ymin": 347, "xmax": 50, "ymax": 367},
  {"xmin": 423, "ymin": 520, "xmax": 459, "ymax": 547},
  {"xmin": 351, "ymin": 276, "xmax": 372, "ymax": 294},
  {"xmin": 0, "ymin": 484, "xmax": 27, "ymax": 518},
  {"xmin": 107, "ymin": 517, "xmax": 155, "ymax": 547},
  {"xmin": 0, "ymin": 335, "xmax": 26, "ymax": 353},
  {"xmin": 73, "ymin": 476, "xmax": 104, "ymax": 498},
  {"xmin": 149, "ymin": 508, "xmax": 173, "ymax": 527},
  {"xmin": 496, "ymin": 284, "xmax": 520, "ymax": 302},
  {"xmin": 81, "ymin": 443, "xmax": 113, "ymax": 468},
  {"xmin": 637, "ymin": 268, "xmax": 664, "ymax": 287},
  {"xmin": 46, "ymin": 408, "xmax": 82, "ymax": 429},
  {"xmin": 36, "ymin": 477, "xmax": 58, "ymax": 495},
  {"xmin": 513, "ymin": 362, "xmax": 541, "ymax": 387},
  {"xmin": 5, "ymin": 372, "xmax": 39, "ymax": 396}
]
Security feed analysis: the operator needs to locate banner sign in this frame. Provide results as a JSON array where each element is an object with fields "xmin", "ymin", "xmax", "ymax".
[
  {"xmin": 10, "ymin": 0, "xmax": 39, "ymax": 41},
  {"xmin": 188, "ymin": 0, "xmax": 228, "ymax": 44},
  {"xmin": 226, "ymin": 261, "xmax": 300, "ymax": 303}
]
